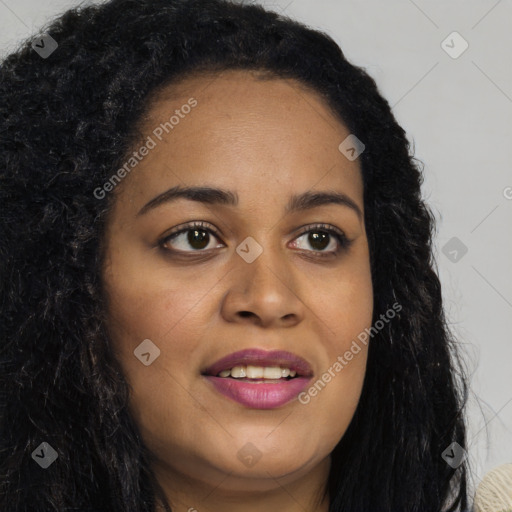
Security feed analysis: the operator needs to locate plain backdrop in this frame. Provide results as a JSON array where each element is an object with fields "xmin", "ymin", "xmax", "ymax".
[{"xmin": 1, "ymin": 0, "xmax": 511, "ymax": 499}]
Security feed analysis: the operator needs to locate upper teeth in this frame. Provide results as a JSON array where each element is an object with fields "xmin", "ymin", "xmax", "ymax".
[{"xmin": 217, "ymin": 365, "xmax": 297, "ymax": 379}]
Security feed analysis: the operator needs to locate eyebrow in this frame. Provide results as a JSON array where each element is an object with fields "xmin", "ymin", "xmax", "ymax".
[{"xmin": 137, "ymin": 185, "xmax": 363, "ymax": 220}]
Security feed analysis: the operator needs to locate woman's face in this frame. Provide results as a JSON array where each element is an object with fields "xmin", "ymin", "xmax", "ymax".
[{"xmin": 102, "ymin": 70, "xmax": 373, "ymax": 496}]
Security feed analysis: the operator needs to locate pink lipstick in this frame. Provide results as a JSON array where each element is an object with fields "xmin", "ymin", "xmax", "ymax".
[{"xmin": 201, "ymin": 348, "xmax": 313, "ymax": 409}]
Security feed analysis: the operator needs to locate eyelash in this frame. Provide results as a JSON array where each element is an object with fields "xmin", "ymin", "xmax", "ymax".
[{"xmin": 158, "ymin": 221, "xmax": 352, "ymax": 259}]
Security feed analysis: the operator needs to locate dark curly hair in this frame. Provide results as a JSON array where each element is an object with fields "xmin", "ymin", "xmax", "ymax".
[{"xmin": 0, "ymin": 0, "xmax": 471, "ymax": 510}]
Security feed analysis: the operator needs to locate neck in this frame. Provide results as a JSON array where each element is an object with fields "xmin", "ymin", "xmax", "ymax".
[{"xmin": 153, "ymin": 456, "xmax": 331, "ymax": 512}]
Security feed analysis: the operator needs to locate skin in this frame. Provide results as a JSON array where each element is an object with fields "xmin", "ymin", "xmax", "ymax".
[{"xmin": 102, "ymin": 69, "xmax": 374, "ymax": 512}]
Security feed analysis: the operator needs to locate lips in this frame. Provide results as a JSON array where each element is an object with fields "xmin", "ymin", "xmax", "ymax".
[
  {"xmin": 204, "ymin": 375, "xmax": 313, "ymax": 409},
  {"xmin": 201, "ymin": 348, "xmax": 315, "ymax": 409},
  {"xmin": 201, "ymin": 348, "xmax": 314, "ymax": 378}
]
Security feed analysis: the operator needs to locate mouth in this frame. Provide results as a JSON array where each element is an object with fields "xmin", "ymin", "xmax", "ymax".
[
  {"xmin": 201, "ymin": 348, "xmax": 314, "ymax": 380},
  {"xmin": 201, "ymin": 348, "xmax": 314, "ymax": 409}
]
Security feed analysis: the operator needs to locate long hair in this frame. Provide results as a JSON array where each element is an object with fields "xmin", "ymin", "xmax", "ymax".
[{"xmin": 0, "ymin": 0, "xmax": 470, "ymax": 510}]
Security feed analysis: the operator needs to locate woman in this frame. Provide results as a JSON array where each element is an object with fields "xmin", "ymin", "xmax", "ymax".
[{"xmin": 0, "ymin": 0, "xmax": 470, "ymax": 510}]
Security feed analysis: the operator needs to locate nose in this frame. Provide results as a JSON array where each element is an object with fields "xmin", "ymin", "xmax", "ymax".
[{"xmin": 220, "ymin": 245, "xmax": 305, "ymax": 328}]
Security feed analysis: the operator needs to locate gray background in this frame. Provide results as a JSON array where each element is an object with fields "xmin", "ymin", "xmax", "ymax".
[{"xmin": 2, "ymin": 0, "xmax": 511, "ymax": 498}]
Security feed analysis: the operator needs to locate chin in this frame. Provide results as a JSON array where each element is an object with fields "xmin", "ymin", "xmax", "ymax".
[{"xmin": 205, "ymin": 440, "xmax": 320, "ymax": 484}]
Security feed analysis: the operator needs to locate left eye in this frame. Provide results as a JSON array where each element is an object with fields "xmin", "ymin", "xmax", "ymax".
[
  {"xmin": 291, "ymin": 229, "xmax": 342, "ymax": 254},
  {"xmin": 160, "ymin": 222, "xmax": 350, "ymax": 256}
]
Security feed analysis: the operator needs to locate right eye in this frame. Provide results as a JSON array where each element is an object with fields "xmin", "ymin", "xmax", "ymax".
[{"xmin": 159, "ymin": 221, "xmax": 224, "ymax": 253}]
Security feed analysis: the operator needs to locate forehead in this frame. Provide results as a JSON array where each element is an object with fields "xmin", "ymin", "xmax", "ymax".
[{"xmin": 116, "ymin": 69, "xmax": 363, "ymax": 212}]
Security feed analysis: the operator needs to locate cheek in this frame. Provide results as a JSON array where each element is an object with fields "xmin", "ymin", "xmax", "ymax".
[
  {"xmin": 305, "ymin": 259, "xmax": 373, "ymax": 427},
  {"xmin": 313, "ymin": 253, "xmax": 374, "ymax": 343},
  {"xmin": 300, "ymin": 313, "xmax": 369, "ymax": 452},
  {"xmin": 102, "ymin": 269, "xmax": 212, "ymax": 443},
  {"xmin": 103, "ymin": 249, "xmax": 219, "ymax": 348}
]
